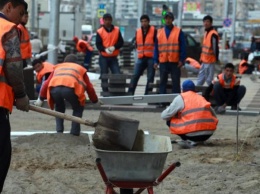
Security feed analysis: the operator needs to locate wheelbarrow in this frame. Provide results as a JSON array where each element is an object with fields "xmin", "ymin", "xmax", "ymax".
[{"xmin": 93, "ymin": 133, "xmax": 181, "ymax": 194}]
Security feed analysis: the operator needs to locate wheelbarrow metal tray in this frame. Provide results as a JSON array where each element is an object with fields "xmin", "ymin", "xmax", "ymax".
[{"xmin": 94, "ymin": 134, "xmax": 172, "ymax": 182}]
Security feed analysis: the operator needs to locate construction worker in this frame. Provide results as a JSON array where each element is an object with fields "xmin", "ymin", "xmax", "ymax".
[
  {"xmin": 184, "ymin": 57, "xmax": 200, "ymax": 74},
  {"xmin": 73, "ymin": 36, "xmax": 93, "ymax": 71},
  {"xmin": 197, "ymin": 15, "xmax": 219, "ymax": 86},
  {"xmin": 161, "ymin": 80, "xmax": 218, "ymax": 149},
  {"xmin": 17, "ymin": 9, "xmax": 31, "ymax": 68},
  {"xmin": 212, "ymin": 63, "xmax": 246, "ymax": 114},
  {"xmin": 32, "ymin": 57, "xmax": 54, "ymax": 93},
  {"xmin": 30, "ymin": 35, "xmax": 43, "ymax": 57},
  {"xmin": 0, "ymin": 0, "xmax": 29, "ymax": 192},
  {"xmin": 238, "ymin": 53, "xmax": 254, "ymax": 74},
  {"xmin": 128, "ymin": 14, "xmax": 156, "ymax": 95},
  {"xmin": 154, "ymin": 12, "xmax": 186, "ymax": 95},
  {"xmin": 96, "ymin": 13, "xmax": 124, "ymax": 92},
  {"xmin": 34, "ymin": 54, "xmax": 99, "ymax": 136}
]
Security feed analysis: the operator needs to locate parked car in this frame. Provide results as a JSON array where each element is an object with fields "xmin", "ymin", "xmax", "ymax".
[{"xmin": 232, "ymin": 42, "xmax": 251, "ymax": 59}]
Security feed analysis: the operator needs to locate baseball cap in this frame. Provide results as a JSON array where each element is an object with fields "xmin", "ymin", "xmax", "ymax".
[
  {"xmin": 182, "ymin": 79, "xmax": 195, "ymax": 92},
  {"xmin": 164, "ymin": 12, "xmax": 174, "ymax": 19},
  {"xmin": 103, "ymin": 13, "xmax": 112, "ymax": 19}
]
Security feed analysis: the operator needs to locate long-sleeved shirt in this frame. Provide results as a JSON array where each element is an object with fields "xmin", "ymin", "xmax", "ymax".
[
  {"xmin": 1, "ymin": 13, "xmax": 26, "ymax": 99},
  {"xmin": 153, "ymin": 25, "xmax": 186, "ymax": 64},
  {"xmin": 161, "ymin": 95, "xmax": 184, "ymax": 121},
  {"xmin": 39, "ymin": 70, "xmax": 98, "ymax": 103},
  {"xmin": 96, "ymin": 25, "xmax": 124, "ymax": 52}
]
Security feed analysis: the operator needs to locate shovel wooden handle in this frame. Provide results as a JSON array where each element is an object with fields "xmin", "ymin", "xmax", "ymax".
[{"xmin": 29, "ymin": 104, "xmax": 96, "ymax": 127}]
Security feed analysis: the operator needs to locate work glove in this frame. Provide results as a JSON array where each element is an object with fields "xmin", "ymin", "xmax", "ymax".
[
  {"xmin": 34, "ymin": 98, "xmax": 44, "ymax": 107},
  {"xmin": 16, "ymin": 95, "xmax": 29, "ymax": 112},
  {"xmin": 108, "ymin": 46, "xmax": 115, "ymax": 52},
  {"xmin": 105, "ymin": 48, "xmax": 113, "ymax": 55},
  {"xmin": 96, "ymin": 99, "xmax": 104, "ymax": 106}
]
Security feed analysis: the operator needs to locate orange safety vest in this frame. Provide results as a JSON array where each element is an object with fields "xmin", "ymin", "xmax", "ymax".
[
  {"xmin": 186, "ymin": 57, "xmax": 200, "ymax": 69},
  {"xmin": 157, "ymin": 27, "xmax": 180, "ymax": 63},
  {"xmin": 170, "ymin": 91, "xmax": 218, "ymax": 135},
  {"xmin": 47, "ymin": 63, "xmax": 87, "ymax": 109},
  {"xmin": 0, "ymin": 18, "xmax": 16, "ymax": 112},
  {"xmin": 238, "ymin": 59, "xmax": 248, "ymax": 74},
  {"xmin": 36, "ymin": 62, "xmax": 54, "ymax": 83},
  {"xmin": 17, "ymin": 24, "xmax": 32, "ymax": 59},
  {"xmin": 218, "ymin": 73, "xmax": 236, "ymax": 89},
  {"xmin": 200, "ymin": 29, "xmax": 218, "ymax": 63},
  {"xmin": 97, "ymin": 26, "xmax": 120, "ymax": 57},
  {"xmin": 136, "ymin": 26, "xmax": 155, "ymax": 58},
  {"xmin": 76, "ymin": 39, "xmax": 93, "ymax": 52}
]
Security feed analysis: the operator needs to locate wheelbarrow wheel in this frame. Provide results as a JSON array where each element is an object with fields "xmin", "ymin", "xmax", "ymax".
[{"xmin": 120, "ymin": 188, "xmax": 133, "ymax": 194}]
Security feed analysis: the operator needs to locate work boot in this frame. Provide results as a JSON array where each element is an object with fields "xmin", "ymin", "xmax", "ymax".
[
  {"xmin": 231, "ymin": 105, "xmax": 241, "ymax": 111},
  {"xmin": 177, "ymin": 140, "xmax": 196, "ymax": 149}
]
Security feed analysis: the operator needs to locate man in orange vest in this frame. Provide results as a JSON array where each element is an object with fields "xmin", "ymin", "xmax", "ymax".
[
  {"xmin": 197, "ymin": 15, "xmax": 219, "ymax": 86},
  {"xmin": 32, "ymin": 57, "xmax": 54, "ymax": 93},
  {"xmin": 17, "ymin": 9, "xmax": 32, "ymax": 68},
  {"xmin": 154, "ymin": 12, "xmax": 186, "ymax": 96},
  {"xmin": 0, "ymin": 1, "xmax": 29, "ymax": 192},
  {"xmin": 35, "ymin": 54, "xmax": 99, "ymax": 136},
  {"xmin": 73, "ymin": 36, "xmax": 93, "ymax": 71},
  {"xmin": 184, "ymin": 57, "xmax": 200, "ymax": 74},
  {"xmin": 161, "ymin": 80, "xmax": 218, "ymax": 149},
  {"xmin": 128, "ymin": 14, "xmax": 156, "ymax": 95},
  {"xmin": 238, "ymin": 53, "xmax": 254, "ymax": 74},
  {"xmin": 96, "ymin": 13, "xmax": 124, "ymax": 92},
  {"xmin": 212, "ymin": 63, "xmax": 246, "ymax": 114}
]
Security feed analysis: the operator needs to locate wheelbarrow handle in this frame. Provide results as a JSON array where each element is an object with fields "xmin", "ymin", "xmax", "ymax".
[{"xmin": 29, "ymin": 104, "xmax": 96, "ymax": 127}]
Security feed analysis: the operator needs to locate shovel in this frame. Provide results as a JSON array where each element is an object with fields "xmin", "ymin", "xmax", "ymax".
[{"xmin": 29, "ymin": 104, "xmax": 139, "ymax": 151}]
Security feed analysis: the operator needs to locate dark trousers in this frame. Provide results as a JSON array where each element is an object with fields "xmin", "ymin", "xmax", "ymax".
[
  {"xmin": 50, "ymin": 86, "xmax": 84, "ymax": 135},
  {"xmin": 159, "ymin": 62, "xmax": 181, "ymax": 94},
  {"xmin": 83, "ymin": 50, "xmax": 93, "ymax": 71},
  {"xmin": 99, "ymin": 55, "xmax": 121, "ymax": 92},
  {"xmin": 0, "ymin": 108, "xmax": 11, "ymax": 192},
  {"xmin": 128, "ymin": 58, "xmax": 155, "ymax": 95},
  {"xmin": 213, "ymin": 83, "xmax": 246, "ymax": 106}
]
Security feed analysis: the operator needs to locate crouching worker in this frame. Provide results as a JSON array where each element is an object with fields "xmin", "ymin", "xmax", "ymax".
[
  {"xmin": 213, "ymin": 63, "xmax": 246, "ymax": 113},
  {"xmin": 184, "ymin": 57, "xmax": 200, "ymax": 74},
  {"xmin": 34, "ymin": 54, "xmax": 99, "ymax": 136},
  {"xmin": 161, "ymin": 79, "xmax": 218, "ymax": 149}
]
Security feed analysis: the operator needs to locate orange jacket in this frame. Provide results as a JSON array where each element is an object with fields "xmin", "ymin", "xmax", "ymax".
[
  {"xmin": 170, "ymin": 91, "xmax": 218, "ymax": 135},
  {"xmin": 136, "ymin": 26, "xmax": 155, "ymax": 58},
  {"xmin": 76, "ymin": 39, "xmax": 93, "ymax": 53},
  {"xmin": 17, "ymin": 24, "xmax": 32, "ymax": 59},
  {"xmin": 0, "ymin": 18, "xmax": 16, "ymax": 112},
  {"xmin": 157, "ymin": 27, "xmax": 180, "ymax": 63},
  {"xmin": 47, "ymin": 63, "xmax": 88, "ymax": 109},
  {"xmin": 238, "ymin": 59, "xmax": 248, "ymax": 74},
  {"xmin": 200, "ymin": 29, "xmax": 218, "ymax": 63},
  {"xmin": 36, "ymin": 62, "xmax": 54, "ymax": 83},
  {"xmin": 218, "ymin": 73, "xmax": 236, "ymax": 89},
  {"xmin": 186, "ymin": 57, "xmax": 200, "ymax": 69},
  {"xmin": 97, "ymin": 26, "xmax": 120, "ymax": 57}
]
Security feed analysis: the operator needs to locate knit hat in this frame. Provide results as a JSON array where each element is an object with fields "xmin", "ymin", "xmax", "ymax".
[
  {"xmin": 73, "ymin": 36, "xmax": 78, "ymax": 42},
  {"xmin": 64, "ymin": 54, "xmax": 78, "ymax": 63},
  {"xmin": 103, "ymin": 13, "xmax": 112, "ymax": 19},
  {"xmin": 182, "ymin": 79, "xmax": 195, "ymax": 92}
]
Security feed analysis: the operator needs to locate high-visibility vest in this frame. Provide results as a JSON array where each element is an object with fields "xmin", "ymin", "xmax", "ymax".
[
  {"xmin": 36, "ymin": 62, "xmax": 54, "ymax": 83},
  {"xmin": 238, "ymin": 59, "xmax": 248, "ymax": 74},
  {"xmin": 186, "ymin": 57, "xmax": 200, "ymax": 69},
  {"xmin": 0, "ymin": 18, "xmax": 16, "ymax": 112},
  {"xmin": 47, "ymin": 63, "xmax": 87, "ymax": 109},
  {"xmin": 170, "ymin": 91, "xmax": 218, "ymax": 135},
  {"xmin": 218, "ymin": 73, "xmax": 236, "ymax": 89},
  {"xmin": 76, "ymin": 40, "xmax": 93, "ymax": 52},
  {"xmin": 97, "ymin": 26, "xmax": 120, "ymax": 57},
  {"xmin": 200, "ymin": 29, "xmax": 218, "ymax": 63},
  {"xmin": 136, "ymin": 26, "xmax": 155, "ymax": 58},
  {"xmin": 157, "ymin": 27, "xmax": 180, "ymax": 63},
  {"xmin": 17, "ymin": 24, "xmax": 32, "ymax": 59}
]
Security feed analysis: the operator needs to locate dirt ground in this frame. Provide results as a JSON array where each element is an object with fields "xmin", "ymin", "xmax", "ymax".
[{"xmin": 2, "ymin": 108, "xmax": 260, "ymax": 194}]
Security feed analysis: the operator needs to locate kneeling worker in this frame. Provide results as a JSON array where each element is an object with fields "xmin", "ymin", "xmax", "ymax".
[{"xmin": 161, "ymin": 79, "xmax": 218, "ymax": 148}]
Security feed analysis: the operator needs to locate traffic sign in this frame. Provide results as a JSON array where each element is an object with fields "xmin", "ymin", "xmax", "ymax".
[
  {"xmin": 223, "ymin": 18, "xmax": 232, "ymax": 27},
  {"xmin": 97, "ymin": 9, "xmax": 106, "ymax": 18}
]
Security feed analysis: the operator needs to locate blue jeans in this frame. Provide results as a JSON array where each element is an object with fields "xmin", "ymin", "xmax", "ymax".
[
  {"xmin": 50, "ymin": 86, "xmax": 84, "ymax": 135},
  {"xmin": 99, "ymin": 55, "xmax": 121, "ymax": 92},
  {"xmin": 128, "ymin": 58, "xmax": 155, "ymax": 95},
  {"xmin": 159, "ymin": 62, "xmax": 181, "ymax": 94}
]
